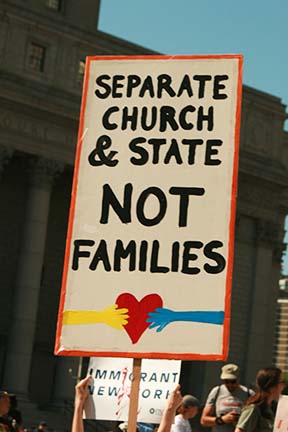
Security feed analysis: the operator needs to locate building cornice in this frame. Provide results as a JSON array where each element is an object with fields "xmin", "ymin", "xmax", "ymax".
[{"xmin": 0, "ymin": 2, "xmax": 156, "ymax": 55}]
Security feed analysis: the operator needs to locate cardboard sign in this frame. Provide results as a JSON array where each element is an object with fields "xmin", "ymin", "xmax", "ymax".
[
  {"xmin": 274, "ymin": 395, "xmax": 288, "ymax": 432},
  {"xmin": 84, "ymin": 357, "xmax": 181, "ymax": 422},
  {"xmin": 55, "ymin": 55, "xmax": 243, "ymax": 359}
]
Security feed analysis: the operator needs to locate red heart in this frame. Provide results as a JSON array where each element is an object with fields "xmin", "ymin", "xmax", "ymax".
[{"xmin": 116, "ymin": 293, "xmax": 163, "ymax": 344}]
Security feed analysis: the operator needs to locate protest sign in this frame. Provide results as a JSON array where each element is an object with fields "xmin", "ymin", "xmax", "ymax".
[
  {"xmin": 55, "ymin": 55, "xmax": 243, "ymax": 359},
  {"xmin": 274, "ymin": 395, "xmax": 288, "ymax": 432},
  {"xmin": 84, "ymin": 357, "xmax": 181, "ymax": 422}
]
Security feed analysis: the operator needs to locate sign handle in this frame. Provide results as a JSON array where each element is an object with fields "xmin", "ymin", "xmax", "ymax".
[
  {"xmin": 77, "ymin": 356, "xmax": 83, "ymax": 382},
  {"xmin": 127, "ymin": 358, "xmax": 142, "ymax": 432}
]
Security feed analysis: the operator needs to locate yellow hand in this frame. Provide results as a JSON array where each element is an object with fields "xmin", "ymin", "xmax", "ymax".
[
  {"xmin": 62, "ymin": 304, "xmax": 129, "ymax": 330},
  {"xmin": 99, "ymin": 304, "xmax": 129, "ymax": 329}
]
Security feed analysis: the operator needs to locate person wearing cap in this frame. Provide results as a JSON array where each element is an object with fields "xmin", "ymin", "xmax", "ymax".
[
  {"xmin": 172, "ymin": 394, "xmax": 200, "ymax": 432},
  {"xmin": 200, "ymin": 363, "xmax": 253, "ymax": 432}
]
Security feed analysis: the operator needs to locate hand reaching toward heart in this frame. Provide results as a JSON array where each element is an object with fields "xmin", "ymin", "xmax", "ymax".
[{"xmin": 63, "ymin": 294, "xmax": 224, "ymax": 344}]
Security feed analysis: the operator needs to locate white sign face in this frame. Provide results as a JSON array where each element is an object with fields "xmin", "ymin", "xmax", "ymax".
[
  {"xmin": 274, "ymin": 395, "xmax": 288, "ymax": 432},
  {"xmin": 55, "ymin": 55, "xmax": 243, "ymax": 359},
  {"xmin": 84, "ymin": 357, "xmax": 181, "ymax": 422}
]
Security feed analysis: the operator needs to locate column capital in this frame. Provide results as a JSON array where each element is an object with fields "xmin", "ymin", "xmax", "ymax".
[
  {"xmin": 280, "ymin": 189, "xmax": 288, "ymax": 213},
  {"xmin": 0, "ymin": 144, "xmax": 13, "ymax": 179},
  {"xmin": 256, "ymin": 220, "xmax": 282, "ymax": 246},
  {"xmin": 273, "ymin": 242, "xmax": 286, "ymax": 265},
  {"xmin": 28, "ymin": 156, "xmax": 65, "ymax": 188},
  {"xmin": 255, "ymin": 218, "xmax": 286, "ymax": 264}
]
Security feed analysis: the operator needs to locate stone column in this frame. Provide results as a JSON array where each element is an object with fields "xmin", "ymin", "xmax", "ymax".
[
  {"xmin": 3, "ymin": 156, "xmax": 63, "ymax": 395},
  {"xmin": 244, "ymin": 220, "xmax": 279, "ymax": 381},
  {"xmin": 229, "ymin": 214, "xmax": 257, "ymax": 384}
]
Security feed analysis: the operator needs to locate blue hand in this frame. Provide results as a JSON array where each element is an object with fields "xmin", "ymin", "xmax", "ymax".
[
  {"xmin": 147, "ymin": 308, "xmax": 176, "ymax": 332},
  {"xmin": 147, "ymin": 308, "xmax": 224, "ymax": 332}
]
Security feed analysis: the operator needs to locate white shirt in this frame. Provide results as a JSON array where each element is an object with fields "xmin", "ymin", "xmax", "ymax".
[{"xmin": 172, "ymin": 414, "xmax": 192, "ymax": 432}]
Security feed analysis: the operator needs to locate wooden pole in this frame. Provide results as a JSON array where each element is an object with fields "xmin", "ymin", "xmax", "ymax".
[
  {"xmin": 77, "ymin": 356, "xmax": 83, "ymax": 383},
  {"xmin": 127, "ymin": 358, "xmax": 142, "ymax": 432}
]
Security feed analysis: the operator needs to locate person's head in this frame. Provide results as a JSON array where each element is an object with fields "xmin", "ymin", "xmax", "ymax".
[
  {"xmin": 177, "ymin": 394, "xmax": 200, "ymax": 419},
  {"xmin": 220, "ymin": 363, "xmax": 240, "ymax": 392},
  {"xmin": 256, "ymin": 367, "xmax": 285, "ymax": 402},
  {"xmin": 38, "ymin": 421, "xmax": 47, "ymax": 431},
  {"xmin": 0, "ymin": 391, "xmax": 10, "ymax": 416}
]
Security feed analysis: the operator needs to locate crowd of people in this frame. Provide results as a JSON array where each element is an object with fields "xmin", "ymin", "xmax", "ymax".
[
  {"xmin": 200, "ymin": 364, "xmax": 285, "ymax": 432},
  {"xmin": 72, "ymin": 363, "xmax": 286, "ymax": 432},
  {"xmin": 0, "ymin": 363, "xmax": 286, "ymax": 432}
]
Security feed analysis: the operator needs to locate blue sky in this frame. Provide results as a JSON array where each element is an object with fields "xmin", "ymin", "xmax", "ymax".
[
  {"xmin": 99, "ymin": 0, "xmax": 288, "ymax": 274},
  {"xmin": 99, "ymin": 0, "xmax": 288, "ymax": 119}
]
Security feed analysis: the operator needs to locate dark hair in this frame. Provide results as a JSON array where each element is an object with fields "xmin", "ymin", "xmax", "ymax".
[{"xmin": 245, "ymin": 367, "xmax": 282, "ymax": 419}]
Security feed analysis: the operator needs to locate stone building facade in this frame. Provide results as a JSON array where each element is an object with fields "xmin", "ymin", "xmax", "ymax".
[{"xmin": 0, "ymin": 0, "xmax": 288, "ymax": 429}]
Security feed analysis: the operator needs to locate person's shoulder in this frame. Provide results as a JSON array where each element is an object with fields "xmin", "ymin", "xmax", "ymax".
[
  {"xmin": 175, "ymin": 414, "xmax": 184, "ymax": 424},
  {"xmin": 243, "ymin": 403, "xmax": 255, "ymax": 409},
  {"xmin": 209, "ymin": 385, "xmax": 222, "ymax": 395},
  {"xmin": 241, "ymin": 403, "xmax": 258, "ymax": 415},
  {"xmin": 237, "ymin": 404, "xmax": 259, "ymax": 428},
  {"xmin": 238, "ymin": 385, "xmax": 255, "ymax": 394},
  {"xmin": 205, "ymin": 385, "xmax": 222, "ymax": 404},
  {"xmin": 174, "ymin": 414, "xmax": 182, "ymax": 423}
]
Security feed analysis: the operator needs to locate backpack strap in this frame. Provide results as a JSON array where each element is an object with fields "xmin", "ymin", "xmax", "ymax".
[
  {"xmin": 211, "ymin": 385, "xmax": 221, "ymax": 415},
  {"xmin": 247, "ymin": 387, "xmax": 253, "ymax": 397},
  {"xmin": 214, "ymin": 385, "xmax": 221, "ymax": 403}
]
